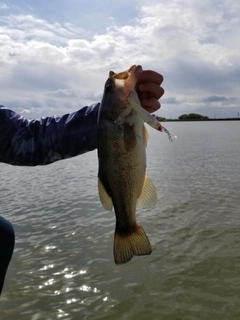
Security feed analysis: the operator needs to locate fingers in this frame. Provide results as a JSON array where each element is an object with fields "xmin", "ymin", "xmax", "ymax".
[
  {"xmin": 138, "ymin": 96, "xmax": 161, "ymax": 113},
  {"xmin": 136, "ymin": 70, "xmax": 164, "ymax": 85},
  {"xmin": 138, "ymin": 82, "xmax": 165, "ymax": 101},
  {"xmin": 135, "ymin": 69, "xmax": 164, "ymax": 113}
]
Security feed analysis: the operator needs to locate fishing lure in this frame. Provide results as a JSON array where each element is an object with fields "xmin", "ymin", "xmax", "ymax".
[{"xmin": 127, "ymin": 91, "xmax": 178, "ymax": 141}]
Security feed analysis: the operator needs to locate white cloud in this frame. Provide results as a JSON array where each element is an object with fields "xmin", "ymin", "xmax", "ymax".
[
  {"xmin": 0, "ymin": 0, "xmax": 239, "ymax": 119},
  {"xmin": 0, "ymin": 2, "xmax": 8, "ymax": 9},
  {"xmin": 47, "ymin": 89, "xmax": 78, "ymax": 98}
]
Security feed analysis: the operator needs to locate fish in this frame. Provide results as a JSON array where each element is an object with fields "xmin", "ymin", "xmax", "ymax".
[{"xmin": 97, "ymin": 65, "xmax": 157, "ymax": 264}]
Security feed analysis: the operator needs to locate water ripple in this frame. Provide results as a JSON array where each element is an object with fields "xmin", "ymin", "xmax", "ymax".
[{"xmin": 1, "ymin": 123, "xmax": 240, "ymax": 319}]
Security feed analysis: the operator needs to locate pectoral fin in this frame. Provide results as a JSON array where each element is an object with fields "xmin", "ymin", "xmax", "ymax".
[
  {"xmin": 124, "ymin": 122, "xmax": 137, "ymax": 152},
  {"xmin": 137, "ymin": 175, "xmax": 157, "ymax": 210},
  {"xmin": 98, "ymin": 178, "xmax": 113, "ymax": 211}
]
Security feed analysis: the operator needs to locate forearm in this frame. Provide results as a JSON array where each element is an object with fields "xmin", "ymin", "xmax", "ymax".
[{"xmin": 0, "ymin": 104, "xmax": 99, "ymax": 166}]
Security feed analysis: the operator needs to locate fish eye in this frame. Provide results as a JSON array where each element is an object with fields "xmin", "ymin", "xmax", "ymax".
[{"xmin": 105, "ymin": 84, "xmax": 112, "ymax": 92}]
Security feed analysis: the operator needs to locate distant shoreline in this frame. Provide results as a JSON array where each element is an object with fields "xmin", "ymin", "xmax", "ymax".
[{"xmin": 162, "ymin": 118, "xmax": 240, "ymax": 122}]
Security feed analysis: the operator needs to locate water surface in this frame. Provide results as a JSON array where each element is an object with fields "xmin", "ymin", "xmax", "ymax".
[{"xmin": 1, "ymin": 121, "xmax": 240, "ymax": 319}]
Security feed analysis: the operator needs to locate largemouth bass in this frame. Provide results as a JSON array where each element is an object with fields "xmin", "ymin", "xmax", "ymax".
[{"xmin": 97, "ymin": 65, "xmax": 157, "ymax": 264}]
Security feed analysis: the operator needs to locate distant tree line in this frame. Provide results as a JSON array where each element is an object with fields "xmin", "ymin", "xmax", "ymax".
[
  {"xmin": 178, "ymin": 113, "xmax": 209, "ymax": 120},
  {"xmin": 152, "ymin": 113, "xmax": 239, "ymax": 122},
  {"xmin": 153, "ymin": 115, "xmax": 167, "ymax": 122}
]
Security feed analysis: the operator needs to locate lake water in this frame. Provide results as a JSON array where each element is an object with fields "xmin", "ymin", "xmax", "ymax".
[{"xmin": 0, "ymin": 121, "xmax": 240, "ymax": 320}]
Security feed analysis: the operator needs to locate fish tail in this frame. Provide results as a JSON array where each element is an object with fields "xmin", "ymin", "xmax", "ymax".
[{"xmin": 114, "ymin": 223, "xmax": 152, "ymax": 264}]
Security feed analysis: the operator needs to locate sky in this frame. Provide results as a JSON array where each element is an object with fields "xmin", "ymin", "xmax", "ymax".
[{"xmin": 0, "ymin": 0, "xmax": 239, "ymax": 119}]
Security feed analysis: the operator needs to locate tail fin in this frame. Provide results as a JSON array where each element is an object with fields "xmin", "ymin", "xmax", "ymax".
[{"xmin": 114, "ymin": 223, "xmax": 152, "ymax": 264}]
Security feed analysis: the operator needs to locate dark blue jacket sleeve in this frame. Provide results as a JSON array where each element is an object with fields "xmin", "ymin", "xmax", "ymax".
[{"xmin": 0, "ymin": 104, "xmax": 100, "ymax": 166}]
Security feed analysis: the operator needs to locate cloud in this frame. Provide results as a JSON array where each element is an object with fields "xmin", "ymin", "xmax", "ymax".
[
  {"xmin": 161, "ymin": 97, "xmax": 182, "ymax": 104},
  {"xmin": 47, "ymin": 89, "xmax": 78, "ymax": 98},
  {"xmin": 0, "ymin": 0, "xmax": 239, "ymax": 119},
  {"xmin": 0, "ymin": 2, "xmax": 8, "ymax": 9},
  {"xmin": 202, "ymin": 95, "xmax": 238, "ymax": 103}
]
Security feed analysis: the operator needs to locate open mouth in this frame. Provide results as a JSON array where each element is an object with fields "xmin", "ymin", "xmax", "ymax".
[
  {"xmin": 111, "ymin": 65, "xmax": 142, "ymax": 81},
  {"xmin": 128, "ymin": 65, "xmax": 142, "ymax": 73}
]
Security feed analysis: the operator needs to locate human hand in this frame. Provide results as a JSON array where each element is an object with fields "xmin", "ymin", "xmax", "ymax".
[{"xmin": 136, "ymin": 70, "xmax": 164, "ymax": 113}]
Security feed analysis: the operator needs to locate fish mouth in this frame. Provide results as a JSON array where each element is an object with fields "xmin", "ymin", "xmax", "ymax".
[
  {"xmin": 128, "ymin": 65, "xmax": 142, "ymax": 74},
  {"xmin": 111, "ymin": 65, "xmax": 142, "ymax": 97},
  {"xmin": 111, "ymin": 65, "xmax": 142, "ymax": 80}
]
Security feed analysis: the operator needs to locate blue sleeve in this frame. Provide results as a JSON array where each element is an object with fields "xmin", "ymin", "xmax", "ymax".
[{"xmin": 0, "ymin": 104, "xmax": 100, "ymax": 166}]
